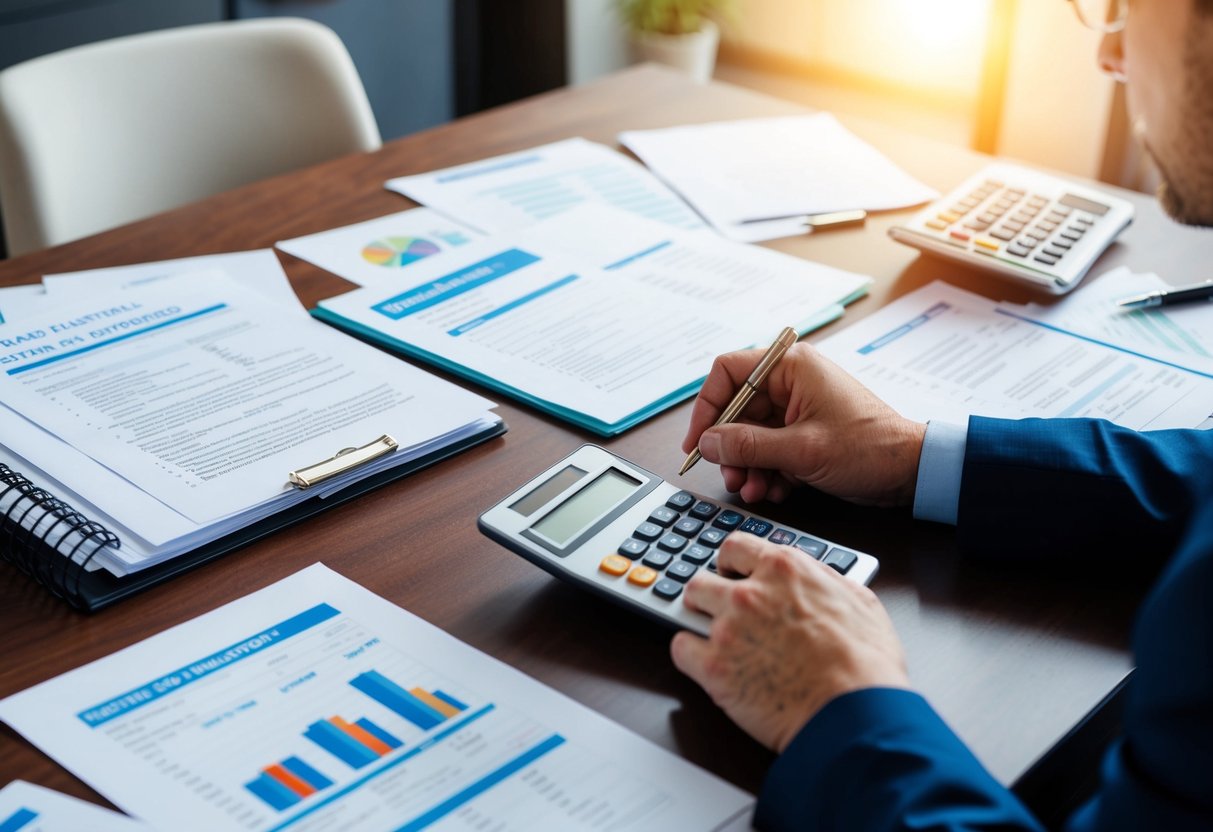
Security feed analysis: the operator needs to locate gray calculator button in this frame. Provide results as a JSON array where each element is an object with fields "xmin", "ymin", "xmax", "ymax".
[
  {"xmin": 990, "ymin": 228, "xmax": 1017, "ymax": 241},
  {"xmin": 823, "ymin": 548, "xmax": 858, "ymax": 575},
  {"xmin": 1050, "ymin": 238, "xmax": 1074, "ymax": 250},
  {"xmin": 689, "ymin": 501, "xmax": 720, "ymax": 521},
  {"xmin": 653, "ymin": 579, "xmax": 683, "ymax": 600},
  {"xmin": 648, "ymin": 506, "xmax": 678, "ymax": 527},
  {"xmin": 738, "ymin": 518, "xmax": 773, "ymax": 537},
  {"xmin": 768, "ymin": 529, "xmax": 796, "ymax": 546},
  {"xmin": 619, "ymin": 538, "xmax": 649, "ymax": 559},
  {"xmin": 682, "ymin": 545, "xmax": 713, "ymax": 565},
  {"xmin": 1006, "ymin": 244, "xmax": 1032, "ymax": 258},
  {"xmin": 633, "ymin": 522, "xmax": 663, "ymax": 542},
  {"xmin": 657, "ymin": 533, "xmax": 689, "ymax": 553},
  {"xmin": 666, "ymin": 491, "xmax": 695, "ymax": 511},
  {"xmin": 713, "ymin": 510, "xmax": 744, "ymax": 531},
  {"xmin": 1059, "ymin": 229, "xmax": 1082, "ymax": 242},
  {"xmin": 698, "ymin": 528, "xmax": 729, "ymax": 548},
  {"xmin": 667, "ymin": 560, "xmax": 698, "ymax": 582},
  {"xmin": 674, "ymin": 517, "xmax": 704, "ymax": 536},
  {"xmin": 1043, "ymin": 245, "xmax": 1069, "ymax": 258},
  {"xmin": 642, "ymin": 550, "xmax": 674, "ymax": 570},
  {"xmin": 1034, "ymin": 252, "xmax": 1060, "ymax": 266},
  {"xmin": 794, "ymin": 536, "xmax": 828, "ymax": 559}
]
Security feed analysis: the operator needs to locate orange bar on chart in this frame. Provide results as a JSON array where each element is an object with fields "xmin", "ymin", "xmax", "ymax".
[
  {"xmin": 409, "ymin": 688, "xmax": 461, "ymax": 719},
  {"xmin": 329, "ymin": 716, "xmax": 393, "ymax": 756},
  {"xmin": 263, "ymin": 764, "xmax": 317, "ymax": 798}
]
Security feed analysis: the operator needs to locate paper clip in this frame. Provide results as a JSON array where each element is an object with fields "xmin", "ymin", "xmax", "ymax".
[{"xmin": 289, "ymin": 435, "xmax": 399, "ymax": 489}]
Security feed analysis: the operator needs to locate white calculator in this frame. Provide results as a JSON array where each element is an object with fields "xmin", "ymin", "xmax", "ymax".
[
  {"xmin": 889, "ymin": 163, "xmax": 1134, "ymax": 294},
  {"xmin": 478, "ymin": 445, "xmax": 879, "ymax": 635}
]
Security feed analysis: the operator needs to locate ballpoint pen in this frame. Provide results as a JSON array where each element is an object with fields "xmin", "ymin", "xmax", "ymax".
[
  {"xmin": 1117, "ymin": 280, "xmax": 1213, "ymax": 309},
  {"xmin": 679, "ymin": 326, "xmax": 799, "ymax": 476},
  {"xmin": 737, "ymin": 209, "xmax": 867, "ymax": 228}
]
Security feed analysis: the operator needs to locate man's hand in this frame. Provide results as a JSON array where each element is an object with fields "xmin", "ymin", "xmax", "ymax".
[
  {"xmin": 671, "ymin": 534, "xmax": 910, "ymax": 753},
  {"xmin": 681, "ymin": 343, "xmax": 926, "ymax": 506}
]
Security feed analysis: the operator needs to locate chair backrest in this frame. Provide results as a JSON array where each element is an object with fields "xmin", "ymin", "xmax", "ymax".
[{"xmin": 0, "ymin": 17, "xmax": 382, "ymax": 256}]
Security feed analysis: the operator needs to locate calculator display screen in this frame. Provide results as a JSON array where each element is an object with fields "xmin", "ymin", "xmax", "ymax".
[
  {"xmin": 510, "ymin": 465, "xmax": 587, "ymax": 517},
  {"xmin": 530, "ymin": 469, "xmax": 641, "ymax": 546},
  {"xmin": 1059, "ymin": 193, "xmax": 1110, "ymax": 216}
]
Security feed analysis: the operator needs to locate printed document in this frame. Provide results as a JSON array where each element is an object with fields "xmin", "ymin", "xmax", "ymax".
[
  {"xmin": 1008, "ymin": 267, "xmax": 1213, "ymax": 362},
  {"xmin": 0, "ymin": 285, "xmax": 48, "ymax": 325},
  {"xmin": 0, "ymin": 781, "xmax": 149, "ymax": 831},
  {"xmin": 43, "ymin": 249, "xmax": 305, "ymax": 313},
  {"xmin": 0, "ymin": 274, "xmax": 497, "ymax": 572},
  {"xmin": 0, "ymin": 564, "xmax": 755, "ymax": 832},
  {"xmin": 385, "ymin": 138, "xmax": 707, "ymax": 235},
  {"xmin": 315, "ymin": 204, "xmax": 871, "ymax": 434},
  {"xmin": 817, "ymin": 281, "xmax": 1213, "ymax": 429},
  {"xmin": 620, "ymin": 114, "xmax": 938, "ymax": 242},
  {"xmin": 277, "ymin": 208, "xmax": 483, "ymax": 289}
]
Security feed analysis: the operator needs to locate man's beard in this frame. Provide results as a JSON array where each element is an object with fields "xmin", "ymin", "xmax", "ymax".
[{"xmin": 1147, "ymin": 29, "xmax": 1213, "ymax": 227}]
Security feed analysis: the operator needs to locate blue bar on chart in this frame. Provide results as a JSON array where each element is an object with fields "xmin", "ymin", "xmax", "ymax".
[
  {"xmin": 0, "ymin": 808, "xmax": 39, "ymax": 832},
  {"xmin": 304, "ymin": 719, "xmax": 383, "ymax": 769},
  {"xmin": 244, "ymin": 755, "xmax": 335, "ymax": 812},
  {"xmin": 349, "ymin": 670, "xmax": 466, "ymax": 731}
]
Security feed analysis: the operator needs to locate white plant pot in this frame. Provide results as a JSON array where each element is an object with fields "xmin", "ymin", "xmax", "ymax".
[{"xmin": 628, "ymin": 19, "xmax": 719, "ymax": 83}]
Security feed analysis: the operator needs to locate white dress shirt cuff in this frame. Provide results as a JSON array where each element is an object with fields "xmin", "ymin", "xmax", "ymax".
[{"xmin": 912, "ymin": 420, "xmax": 968, "ymax": 526}]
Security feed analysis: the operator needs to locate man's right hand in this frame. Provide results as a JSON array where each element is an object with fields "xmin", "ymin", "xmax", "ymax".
[{"xmin": 681, "ymin": 342, "xmax": 926, "ymax": 506}]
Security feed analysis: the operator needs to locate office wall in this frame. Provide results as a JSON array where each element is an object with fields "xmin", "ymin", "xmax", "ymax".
[
  {"xmin": 996, "ymin": 1, "xmax": 1115, "ymax": 179},
  {"xmin": 565, "ymin": 0, "xmax": 629, "ymax": 85}
]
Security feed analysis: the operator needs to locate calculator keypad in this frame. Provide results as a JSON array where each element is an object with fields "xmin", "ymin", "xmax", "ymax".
[
  {"xmin": 608, "ymin": 490, "xmax": 858, "ymax": 602},
  {"xmin": 918, "ymin": 178, "xmax": 1108, "ymax": 272}
]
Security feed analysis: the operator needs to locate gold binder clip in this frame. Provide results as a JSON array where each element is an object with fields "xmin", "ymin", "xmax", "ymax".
[{"xmin": 289, "ymin": 435, "xmax": 399, "ymax": 489}]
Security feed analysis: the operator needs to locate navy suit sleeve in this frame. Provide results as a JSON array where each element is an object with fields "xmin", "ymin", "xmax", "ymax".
[
  {"xmin": 753, "ymin": 417, "xmax": 1213, "ymax": 831},
  {"xmin": 958, "ymin": 416, "xmax": 1213, "ymax": 565},
  {"xmin": 754, "ymin": 688, "xmax": 1044, "ymax": 831}
]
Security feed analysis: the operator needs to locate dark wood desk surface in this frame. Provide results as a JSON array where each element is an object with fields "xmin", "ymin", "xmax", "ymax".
[{"xmin": 3, "ymin": 65, "xmax": 1207, "ymax": 807}]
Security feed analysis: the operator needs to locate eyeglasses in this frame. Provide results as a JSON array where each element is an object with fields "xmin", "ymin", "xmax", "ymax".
[{"xmin": 1069, "ymin": 0, "xmax": 1128, "ymax": 33}]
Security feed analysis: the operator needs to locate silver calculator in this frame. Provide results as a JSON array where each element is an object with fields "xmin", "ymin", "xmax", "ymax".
[
  {"xmin": 889, "ymin": 163, "xmax": 1134, "ymax": 294},
  {"xmin": 478, "ymin": 445, "xmax": 880, "ymax": 635}
]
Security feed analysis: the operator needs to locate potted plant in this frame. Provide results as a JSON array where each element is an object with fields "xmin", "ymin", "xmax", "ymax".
[{"xmin": 617, "ymin": 0, "xmax": 734, "ymax": 83}]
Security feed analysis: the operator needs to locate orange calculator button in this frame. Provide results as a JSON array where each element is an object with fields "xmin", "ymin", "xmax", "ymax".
[
  {"xmin": 627, "ymin": 566, "xmax": 658, "ymax": 587},
  {"xmin": 599, "ymin": 555, "xmax": 630, "ymax": 576}
]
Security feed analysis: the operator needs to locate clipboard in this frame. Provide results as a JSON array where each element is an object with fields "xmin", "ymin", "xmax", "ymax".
[{"xmin": 0, "ymin": 421, "xmax": 506, "ymax": 611}]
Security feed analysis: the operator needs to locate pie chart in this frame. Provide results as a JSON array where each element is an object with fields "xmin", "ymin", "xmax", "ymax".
[{"xmin": 362, "ymin": 236, "xmax": 442, "ymax": 267}]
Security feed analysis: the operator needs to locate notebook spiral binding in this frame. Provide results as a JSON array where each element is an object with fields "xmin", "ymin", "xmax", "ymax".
[{"xmin": 0, "ymin": 464, "xmax": 120, "ymax": 609}]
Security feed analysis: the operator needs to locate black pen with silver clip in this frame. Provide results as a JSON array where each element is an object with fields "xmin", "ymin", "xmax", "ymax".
[{"xmin": 1117, "ymin": 280, "xmax": 1213, "ymax": 309}]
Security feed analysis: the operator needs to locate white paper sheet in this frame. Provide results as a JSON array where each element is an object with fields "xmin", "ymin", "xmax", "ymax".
[
  {"xmin": 43, "ymin": 249, "xmax": 304, "ymax": 314},
  {"xmin": 1010, "ymin": 267, "xmax": 1213, "ymax": 361},
  {"xmin": 317, "ymin": 204, "xmax": 870, "ymax": 433},
  {"xmin": 385, "ymin": 137, "xmax": 707, "ymax": 235},
  {"xmin": 817, "ymin": 281, "xmax": 1213, "ymax": 429},
  {"xmin": 0, "ymin": 782, "xmax": 150, "ymax": 831},
  {"xmin": 620, "ymin": 114, "xmax": 938, "ymax": 242},
  {"xmin": 0, "ymin": 564, "xmax": 755, "ymax": 832},
  {"xmin": 0, "ymin": 275, "xmax": 495, "ymax": 530},
  {"xmin": 276, "ymin": 208, "xmax": 484, "ymax": 288},
  {"xmin": 0, "ymin": 284, "xmax": 52, "ymax": 324}
]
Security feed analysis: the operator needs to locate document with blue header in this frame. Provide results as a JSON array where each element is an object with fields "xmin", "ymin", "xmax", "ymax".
[
  {"xmin": 312, "ymin": 204, "xmax": 871, "ymax": 435},
  {"xmin": 0, "ymin": 564, "xmax": 755, "ymax": 832}
]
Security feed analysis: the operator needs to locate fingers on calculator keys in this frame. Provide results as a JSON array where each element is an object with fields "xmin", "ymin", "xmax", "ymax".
[{"xmin": 599, "ymin": 555, "xmax": 631, "ymax": 576}]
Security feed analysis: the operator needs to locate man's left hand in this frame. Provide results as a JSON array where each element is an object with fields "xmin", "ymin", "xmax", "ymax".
[{"xmin": 671, "ymin": 534, "xmax": 911, "ymax": 753}]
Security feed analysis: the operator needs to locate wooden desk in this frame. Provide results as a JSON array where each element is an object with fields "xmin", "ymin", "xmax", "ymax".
[{"xmin": 2, "ymin": 65, "xmax": 1206, "ymax": 812}]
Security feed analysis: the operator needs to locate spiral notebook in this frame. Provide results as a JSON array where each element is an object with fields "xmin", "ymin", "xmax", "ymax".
[{"xmin": 0, "ymin": 273, "xmax": 503, "ymax": 611}]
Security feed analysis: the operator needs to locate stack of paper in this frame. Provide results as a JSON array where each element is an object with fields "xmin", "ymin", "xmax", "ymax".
[
  {"xmin": 815, "ymin": 280, "xmax": 1213, "ymax": 429},
  {"xmin": 302, "ymin": 203, "xmax": 872, "ymax": 435},
  {"xmin": 0, "ymin": 564, "xmax": 756, "ymax": 831},
  {"xmin": 0, "ymin": 253, "xmax": 499, "ymax": 578},
  {"xmin": 0, "ymin": 782, "xmax": 149, "ymax": 831},
  {"xmin": 620, "ymin": 113, "xmax": 938, "ymax": 242}
]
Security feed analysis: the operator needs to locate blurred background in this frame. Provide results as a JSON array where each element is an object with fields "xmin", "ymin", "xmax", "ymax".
[{"xmin": 0, "ymin": 0, "xmax": 1153, "ymax": 194}]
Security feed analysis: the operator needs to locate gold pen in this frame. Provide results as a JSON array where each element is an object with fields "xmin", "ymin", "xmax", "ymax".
[{"xmin": 679, "ymin": 326, "xmax": 799, "ymax": 476}]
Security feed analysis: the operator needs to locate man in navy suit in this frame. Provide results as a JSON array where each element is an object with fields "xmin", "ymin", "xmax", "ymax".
[{"xmin": 674, "ymin": 1, "xmax": 1213, "ymax": 829}]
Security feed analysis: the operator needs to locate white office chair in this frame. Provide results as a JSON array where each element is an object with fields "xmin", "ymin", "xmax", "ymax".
[{"xmin": 0, "ymin": 17, "xmax": 382, "ymax": 256}]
